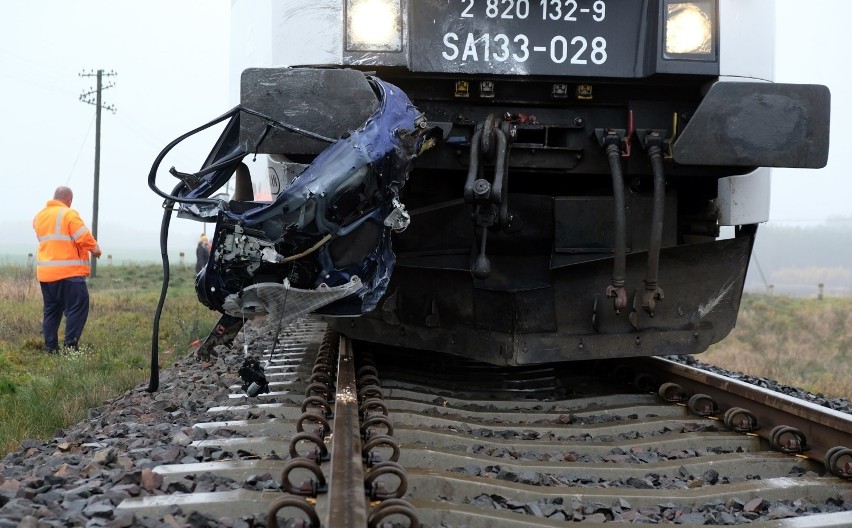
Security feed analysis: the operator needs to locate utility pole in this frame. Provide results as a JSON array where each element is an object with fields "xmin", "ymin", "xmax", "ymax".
[{"xmin": 79, "ymin": 69, "xmax": 116, "ymax": 278}]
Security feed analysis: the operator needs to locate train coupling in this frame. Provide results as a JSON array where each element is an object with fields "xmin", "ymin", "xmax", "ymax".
[{"xmin": 463, "ymin": 114, "xmax": 511, "ymax": 280}]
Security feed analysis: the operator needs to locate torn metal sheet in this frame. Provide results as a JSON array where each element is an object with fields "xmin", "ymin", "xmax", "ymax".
[{"xmin": 222, "ymin": 276, "xmax": 363, "ymax": 321}]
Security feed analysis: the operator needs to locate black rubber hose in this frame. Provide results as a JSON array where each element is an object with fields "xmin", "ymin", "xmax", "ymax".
[
  {"xmin": 646, "ymin": 145, "xmax": 665, "ymax": 291},
  {"xmin": 146, "ymin": 183, "xmax": 183, "ymax": 393},
  {"xmin": 606, "ymin": 143, "xmax": 626, "ymax": 289},
  {"xmin": 147, "ymin": 107, "xmax": 241, "ymax": 206},
  {"xmin": 147, "ymin": 105, "xmax": 333, "ymax": 207}
]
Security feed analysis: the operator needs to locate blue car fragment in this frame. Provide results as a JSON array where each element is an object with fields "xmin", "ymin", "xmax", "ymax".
[{"xmin": 146, "ymin": 70, "xmax": 431, "ymax": 376}]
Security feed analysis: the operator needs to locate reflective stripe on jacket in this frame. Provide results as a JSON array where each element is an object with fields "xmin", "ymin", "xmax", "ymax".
[{"xmin": 33, "ymin": 200, "xmax": 98, "ymax": 282}]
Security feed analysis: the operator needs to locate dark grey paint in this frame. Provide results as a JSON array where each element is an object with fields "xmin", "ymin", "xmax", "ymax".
[{"xmin": 673, "ymin": 82, "xmax": 831, "ymax": 168}]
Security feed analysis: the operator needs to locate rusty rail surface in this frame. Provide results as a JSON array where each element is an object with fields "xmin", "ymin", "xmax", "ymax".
[
  {"xmin": 325, "ymin": 334, "xmax": 367, "ymax": 527},
  {"xmin": 636, "ymin": 356, "xmax": 852, "ymax": 471}
]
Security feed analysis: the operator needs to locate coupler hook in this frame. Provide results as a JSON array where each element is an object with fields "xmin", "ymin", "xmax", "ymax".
[{"xmin": 464, "ymin": 115, "xmax": 509, "ymax": 280}]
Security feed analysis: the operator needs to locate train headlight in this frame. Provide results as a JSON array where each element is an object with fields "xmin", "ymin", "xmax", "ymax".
[
  {"xmin": 346, "ymin": 0, "xmax": 402, "ymax": 52},
  {"xmin": 664, "ymin": 1, "xmax": 714, "ymax": 56}
]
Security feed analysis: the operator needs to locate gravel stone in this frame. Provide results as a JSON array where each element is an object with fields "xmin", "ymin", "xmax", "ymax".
[{"xmin": 666, "ymin": 355, "xmax": 852, "ymax": 414}]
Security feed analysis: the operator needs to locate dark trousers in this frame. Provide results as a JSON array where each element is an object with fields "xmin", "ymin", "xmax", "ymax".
[{"xmin": 40, "ymin": 277, "xmax": 90, "ymax": 350}]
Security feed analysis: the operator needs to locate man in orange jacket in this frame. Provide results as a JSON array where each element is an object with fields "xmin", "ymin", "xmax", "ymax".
[{"xmin": 32, "ymin": 186, "xmax": 102, "ymax": 352}]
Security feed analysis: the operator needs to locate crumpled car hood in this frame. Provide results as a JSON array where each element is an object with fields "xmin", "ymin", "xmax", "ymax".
[{"xmin": 151, "ymin": 73, "xmax": 429, "ymax": 325}]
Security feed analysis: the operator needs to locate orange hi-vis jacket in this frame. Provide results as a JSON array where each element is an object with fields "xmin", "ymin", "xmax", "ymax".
[{"xmin": 33, "ymin": 200, "xmax": 99, "ymax": 282}]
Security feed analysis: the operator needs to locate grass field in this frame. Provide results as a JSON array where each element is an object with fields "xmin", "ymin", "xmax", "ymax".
[
  {"xmin": 702, "ymin": 294, "xmax": 852, "ymax": 400},
  {"xmin": 0, "ymin": 263, "xmax": 219, "ymax": 455},
  {"xmin": 0, "ymin": 264, "xmax": 848, "ymax": 456}
]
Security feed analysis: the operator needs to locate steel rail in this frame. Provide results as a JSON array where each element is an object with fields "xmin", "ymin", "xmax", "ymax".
[
  {"xmin": 113, "ymin": 321, "xmax": 851, "ymax": 526},
  {"xmin": 324, "ymin": 334, "xmax": 368, "ymax": 527},
  {"xmin": 639, "ymin": 356, "xmax": 852, "ymax": 465}
]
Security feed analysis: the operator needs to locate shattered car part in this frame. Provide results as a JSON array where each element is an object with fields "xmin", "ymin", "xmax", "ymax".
[
  {"xmin": 238, "ymin": 356, "xmax": 269, "ymax": 397},
  {"xmin": 145, "ymin": 69, "xmax": 430, "ymax": 391},
  {"xmin": 383, "ymin": 197, "xmax": 411, "ymax": 233},
  {"xmin": 161, "ymin": 70, "xmax": 426, "ymax": 321},
  {"xmin": 222, "ymin": 276, "xmax": 363, "ymax": 320}
]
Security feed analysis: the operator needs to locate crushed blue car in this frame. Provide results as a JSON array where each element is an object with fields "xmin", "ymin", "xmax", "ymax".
[{"xmin": 144, "ymin": 69, "xmax": 431, "ymax": 390}]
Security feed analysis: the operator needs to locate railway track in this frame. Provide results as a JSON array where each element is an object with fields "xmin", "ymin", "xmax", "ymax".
[{"xmin": 111, "ymin": 317, "xmax": 852, "ymax": 526}]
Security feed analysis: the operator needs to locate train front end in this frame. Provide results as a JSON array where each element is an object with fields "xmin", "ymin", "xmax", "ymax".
[
  {"xmin": 160, "ymin": 0, "xmax": 830, "ymax": 367},
  {"xmin": 303, "ymin": 0, "xmax": 828, "ymax": 364}
]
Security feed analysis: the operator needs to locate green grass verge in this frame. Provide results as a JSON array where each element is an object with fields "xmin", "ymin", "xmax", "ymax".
[{"xmin": 0, "ymin": 264, "xmax": 219, "ymax": 455}]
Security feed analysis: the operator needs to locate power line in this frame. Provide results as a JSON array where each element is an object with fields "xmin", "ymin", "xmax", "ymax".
[
  {"xmin": 750, "ymin": 252, "xmax": 770, "ymax": 292},
  {"xmin": 0, "ymin": 48, "xmax": 81, "ymax": 94},
  {"xmin": 0, "ymin": 70, "xmax": 79, "ymax": 98},
  {"xmin": 112, "ymin": 114, "xmax": 196, "ymax": 169},
  {"xmin": 65, "ymin": 114, "xmax": 97, "ymax": 185}
]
